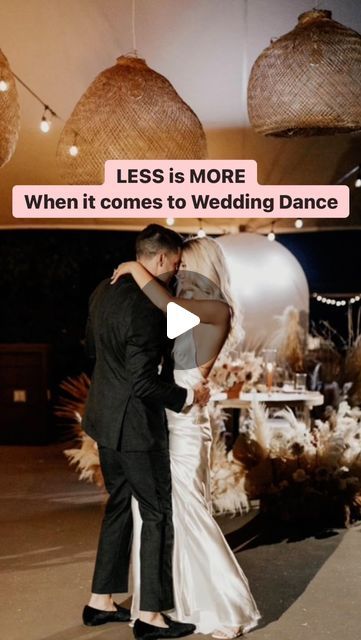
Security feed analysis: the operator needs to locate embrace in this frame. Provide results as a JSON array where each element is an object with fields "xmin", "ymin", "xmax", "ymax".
[{"xmin": 81, "ymin": 224, "xmax": 260, "ymax": 639}]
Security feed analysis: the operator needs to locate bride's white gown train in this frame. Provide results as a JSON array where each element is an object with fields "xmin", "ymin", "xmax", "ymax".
[{"xmin": 130, "ymin": 357, "xmax": 260, "ymax": 634}]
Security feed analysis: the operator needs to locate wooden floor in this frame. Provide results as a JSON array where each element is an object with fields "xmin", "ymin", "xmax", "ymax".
[{"xmin": 1, "ymin": 443, "xmax": 361, "ymax": 640}]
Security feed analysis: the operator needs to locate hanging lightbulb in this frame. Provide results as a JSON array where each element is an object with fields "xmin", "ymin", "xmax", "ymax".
[
  {"xmin": 295, "ymin": 218, "xmax": 303, "ymax": 229},
  {"xmin": 166, "ymin": 217, "xmax": 175, "ymax": 226},
  {"xmin": 197, "ymin": 219, "xmax": 206, "ymax": 238},
  {"xmin": 0, "ymin": 79, "xmax": 9, "ymax": 92},
  {"xmin": 267, "ymin": 222, "xmax": 276, "ymax": 241},
  {"xmin": 69, "ymin": 134, "xmax": 79, "ymax": 156},
  {"xmin": 69, "ymin": 145, "xmax": 79, "ymax": 156},
  {"xmin": 40, "ymin": 112, "xmax": 51, "ymax": 133},
  {"xmin": 68, "ymin": 131, "xmax": 79, "ymax": 156}
]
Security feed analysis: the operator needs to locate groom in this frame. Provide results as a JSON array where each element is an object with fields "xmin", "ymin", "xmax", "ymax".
[{"xmin": 82, "ymin": 224, "xmax": 209, "ymax": 639}]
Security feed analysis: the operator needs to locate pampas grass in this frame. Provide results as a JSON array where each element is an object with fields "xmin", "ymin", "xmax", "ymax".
[
  {"xmin": 64, "ymin": 435, "xmax": 104, "ymax": 487},
  {"xmin": 57, "ymin": 375, "xmax": 249, "ymax": 514},
  {"xmin": 55, "ymin": 373, "xmax": 91, "ymax": 440},
  {"xmin": 209, "ymin": 403, "xmax": 249, "ymax": 515},
  {"xmin": 271, "ymin": 305, "xmax": 305, "ymax": 372},
  {"xmin": 248, "ymin": 401, "xmax": 271, "ymax": 456}
]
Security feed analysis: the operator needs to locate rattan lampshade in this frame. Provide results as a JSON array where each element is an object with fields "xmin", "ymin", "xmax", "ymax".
[
  {"xmin": 247, "ymin": 9, "xmax": 361, "ymax": 137},
  {"xmin": 0, "ymin": 49, "xmax": 20, "ymax": 168},
  {"xmin": 57, "ymin": 55, "xmax": 207, "ymax": 184}
]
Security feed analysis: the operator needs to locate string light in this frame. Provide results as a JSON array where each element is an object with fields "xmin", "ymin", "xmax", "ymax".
[
  {"xmin": 197, "ymin": 219, "xmax": 206, "ymax": 238},
  {"xmin": 3, "ymin": 1, "xmax": 141, "ymax": 147},
  {"xmin": 67, "ymin": 131, "xmax": 79, "ymax": 157},
  {"xmin": 7, "ymin": 2, "xmax": 139, "ymax": 149},
  {"xmin": 267, "ymin": 222, "xmax": 276, "ymax": 241},
  {"xmin": 40, "ymin": 116, "xmax": 50, "ymax": 133},
  {"xmin": 39, "ymin": 107, "xmax": 52, "ymax": 133},
  {"xmin": 313, "ymin": 293, "xmax": 361, "ymax": 306},
  {"xmin": 295, "ymin": 218, "xmax": 303, "ymax": 229},
  {"xmin": 166, "ymin": 217, "xmax": 175, "ymax": 226},
  {"xmin": 69, "ymin": 144, "xmax": 79, "ymax": 157}
]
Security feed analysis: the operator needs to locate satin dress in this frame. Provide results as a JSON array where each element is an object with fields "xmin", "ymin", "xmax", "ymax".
[{"xmin": 129, "ymin": 333, "xmax": 260, "ymax": 634}]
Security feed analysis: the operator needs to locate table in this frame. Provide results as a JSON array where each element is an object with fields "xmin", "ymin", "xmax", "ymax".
[{"xmin": 215, "ymin": 390, "xmax": 324, "ymax": 445}]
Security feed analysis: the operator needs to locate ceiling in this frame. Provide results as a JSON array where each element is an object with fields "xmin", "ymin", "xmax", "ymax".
[{"xmin": 1, "ymin": 0, "xmax": 361, "ymax": 234}]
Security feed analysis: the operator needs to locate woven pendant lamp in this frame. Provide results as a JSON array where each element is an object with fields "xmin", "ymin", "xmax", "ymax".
[
  {"xmin": 247, "ymin": 9, "xmax": 361, "ymax": 137},
  {"xmin": 57, "ymin": 55, "xmax": 207, "ymax": 184},
  {"xmin": 0, "ymin": 49, "xmax": 20, "ymax": 168}
]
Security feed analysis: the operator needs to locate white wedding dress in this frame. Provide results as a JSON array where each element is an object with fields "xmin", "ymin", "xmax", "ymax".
[{"xmin": 129, "ymin": 333, "xmax": 260, "ymax": 635}]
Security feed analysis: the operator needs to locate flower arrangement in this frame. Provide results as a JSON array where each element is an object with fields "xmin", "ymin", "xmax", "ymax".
[
  {"xmin": 210, "ymin": 352, "xmax": 264, "ymax": 395},
  {"xmin": 234, "ymin": 400, "xmax": 361, "ymax": 527}
]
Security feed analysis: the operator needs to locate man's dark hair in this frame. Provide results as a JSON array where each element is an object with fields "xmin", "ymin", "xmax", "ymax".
[{"xmin": 135, "ymin": 224, "xmax": 183, "ymax": 258}]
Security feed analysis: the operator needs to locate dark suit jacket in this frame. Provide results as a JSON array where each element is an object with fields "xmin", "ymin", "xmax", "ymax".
[{"xmin": 82, "ymin": 275, "xmax": 187, "ymax": 451}]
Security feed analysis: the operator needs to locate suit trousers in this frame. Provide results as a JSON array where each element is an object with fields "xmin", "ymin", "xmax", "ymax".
[{"xmin": 92, "ymin": 445, "xmax": 174, "ymax": 612}]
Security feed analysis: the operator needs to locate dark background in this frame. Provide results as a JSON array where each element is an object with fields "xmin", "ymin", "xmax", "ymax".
[{"xmin": 0, "ymin": 229, "xmax": 359, "ymax": 383}]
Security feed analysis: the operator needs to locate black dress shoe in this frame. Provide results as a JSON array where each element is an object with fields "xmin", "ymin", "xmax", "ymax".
[
  {"xmin": 134, "ymin": 618, "xmax": 196, "ymax": 640},
  {"xmin": 82, "ymin": 603, "xmax": 131, "ymax": 626},
  {"xmin": 162, "ymin": 615, "xmax": 196, "ymax": 635}
]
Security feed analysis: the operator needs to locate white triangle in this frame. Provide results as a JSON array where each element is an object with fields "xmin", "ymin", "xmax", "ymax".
[{"xmin": 167, "ymin": 302, "xmax": 200, "ymax": 339}]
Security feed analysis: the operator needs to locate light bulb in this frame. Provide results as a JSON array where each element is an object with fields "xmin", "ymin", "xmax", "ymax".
[
  {"xmin": 40, "ymin": 117, "xmax": 51, "ymax": 133},
  {"xmin": 0, "ymin": 80, "xmax": 9, "ymax": 92},
  {"xmin": 69, "ymin": 144, "xmax": 79, "ymax": 157},
  {"xmin": 197, "ymin": 228, "xmax": 206, "ymax": 238},
  {"xmin": 166, "ymin": 217, "xmax": 175, "ymax": 226},
  {"xmin": 267, "ymin": 231, "xmax": 275, "ymax": 242},
  {"xmin": 295, "ymin": 218, "xmax": 303, "ymax": 229},
  {"xmin": 355, "ymin": 177, "xmax": 361, "ymax": 188}
]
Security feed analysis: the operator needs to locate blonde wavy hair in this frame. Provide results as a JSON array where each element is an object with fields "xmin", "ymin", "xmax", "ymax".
[{"xmin": 177, "ymin": 236, "xmax": 244, "ymax": 358}]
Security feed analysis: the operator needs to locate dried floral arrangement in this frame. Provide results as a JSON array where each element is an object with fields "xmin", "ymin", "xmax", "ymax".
[
  {"xmin": 209, "ymin": 403, "xmax": 249, "ymax": 515},
  {"xmin": 234, "ymin": 401, "xmax": 361, "ymax": 527},
  {"xmin": 210, "ymin": 352, "xmax": 264, "ymax": 393},
  {"xmin": 58, "ymin": 345, "xmax": 361, "ymax": 527},
  {"xmin": 55, "ymin": 374, "xmax": 104, "ymax": 487},
  {"xmin": 57, "ymin": 374, "xmax": 249, "ymax": 515},
  {"xmin": 271, "ymin": 305, "xmax": 305, "ymax": 372}
]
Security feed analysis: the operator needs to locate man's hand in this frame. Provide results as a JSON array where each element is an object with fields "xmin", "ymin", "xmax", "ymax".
[{"xmin": 193, "ymin": 382, "xmax": 210, "ymax": 407}]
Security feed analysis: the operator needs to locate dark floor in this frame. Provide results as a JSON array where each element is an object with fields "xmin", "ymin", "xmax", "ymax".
[{"xmin": 1, "ymin": 443, "xmax": 360, "ymax": 640}]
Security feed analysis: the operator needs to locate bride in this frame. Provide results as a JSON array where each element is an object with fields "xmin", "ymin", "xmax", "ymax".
[{"xmin": 111, "ymin": 237, "xmax": 260, "ymax": 638}]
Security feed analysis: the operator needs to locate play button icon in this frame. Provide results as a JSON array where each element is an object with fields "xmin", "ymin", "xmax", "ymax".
[
  {"xmin": 142, "ymin": 269, "xmax": 225, "ymax": 369},
  {"xmin": 166, "ymin": 302, "xmax": 200, "ymax": 339}
]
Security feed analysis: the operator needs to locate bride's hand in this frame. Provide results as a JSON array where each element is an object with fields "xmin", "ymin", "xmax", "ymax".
[
  {"xmin": 194, "ymin": 382, "xmax": 210, "ymax": 407},
  {"xmin": 110, "ymin": 261, "xmax": 136, "ymax": 284}
]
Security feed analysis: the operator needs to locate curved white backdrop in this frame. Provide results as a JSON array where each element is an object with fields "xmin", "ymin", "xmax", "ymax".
[{"xmin": 217, "ymin": 233, "xmax": 309, "ymax": 351}]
